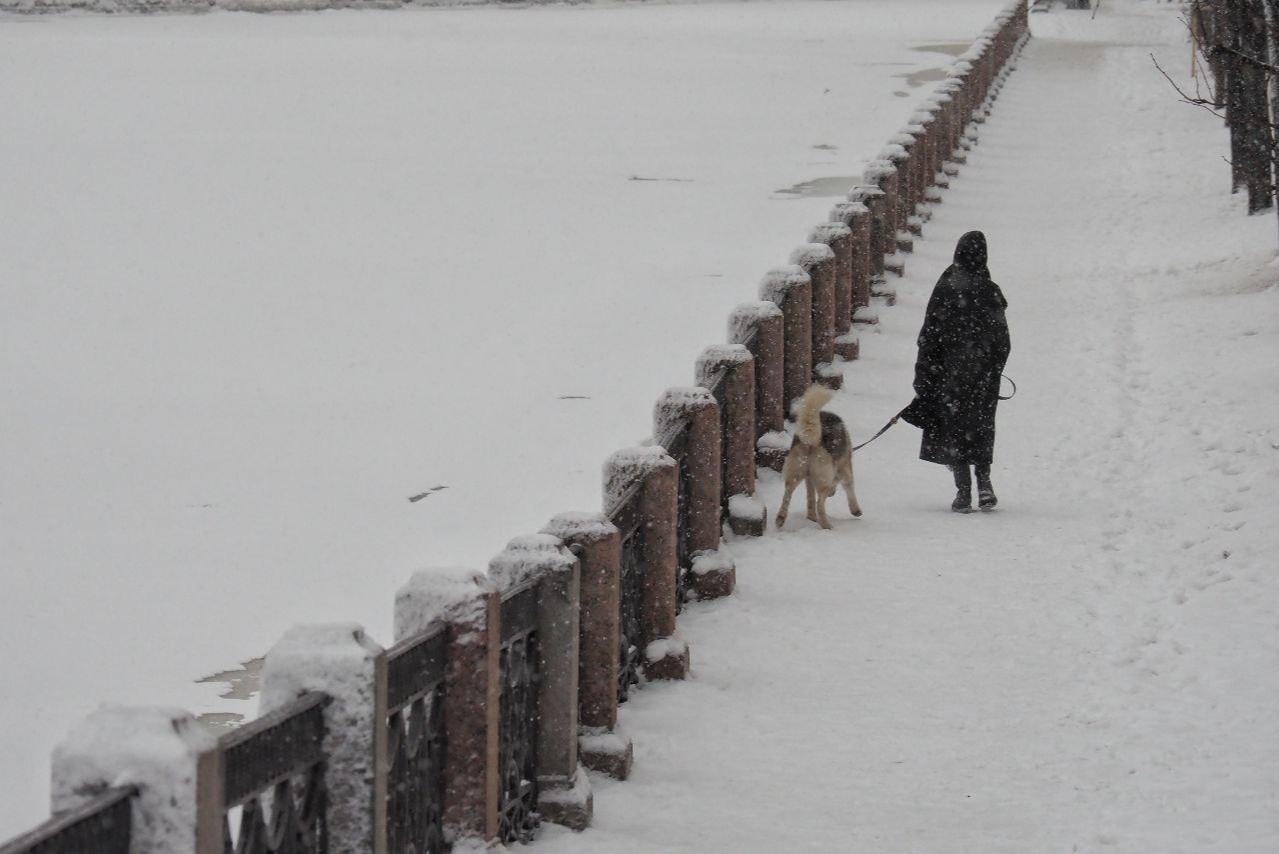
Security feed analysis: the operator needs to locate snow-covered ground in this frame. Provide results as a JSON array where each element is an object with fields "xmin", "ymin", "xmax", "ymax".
[
  {"xmin": 0, "ymin": 0, "xmax": 1009, "ymax": 837},
  {"xmin": 537, "ymin": 3, "xmax": 1279, "ymax": 852}
]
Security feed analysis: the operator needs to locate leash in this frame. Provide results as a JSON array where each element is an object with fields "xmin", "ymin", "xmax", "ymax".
[
  {"xmin": 851, "ymin": 411, "xmax": 904, "ymax": 452},
  {"xmin": 999, "ymin": 373, "xmax": 1017, "ymax": 401},
  {"xmin": 851, "ymin": 374, "xmax": 1017, "ymax": 452}
]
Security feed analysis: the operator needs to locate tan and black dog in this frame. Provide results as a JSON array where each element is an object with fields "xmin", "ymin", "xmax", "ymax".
[{"xmin": 776, "ymin": 385, "xmax": 863, "ymax": 530}]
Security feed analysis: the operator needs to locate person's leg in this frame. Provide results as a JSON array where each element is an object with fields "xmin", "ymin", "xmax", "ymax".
[
  {"xmin": 975, "ymin": 463, "xmax": 997, "ymax": 510},
  {"xmin": 950, "ymin": 464, "xmax": 972, "ymax": 513}
]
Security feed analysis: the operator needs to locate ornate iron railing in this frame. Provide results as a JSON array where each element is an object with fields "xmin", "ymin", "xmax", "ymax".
[
  {"xmin": 0, "ymin": 787, "xmax": 135, "ymax": 854},
  {"xmin": 497, "ymin": 582, "xmax": 541, "ymax": 844},
  {"xmin": 220, "ymin": 692, "xmax": 329, "ymax": 854},
  {"xmin": 385, "ymin": 627, "xmax": 448, "ymax": 854},
  {"xmin": 607, "ymin": 481, "xmax": 646, "ymax": 704}
]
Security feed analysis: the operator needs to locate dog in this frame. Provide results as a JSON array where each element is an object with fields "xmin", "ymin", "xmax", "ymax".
[{"xmin": 775, "ymin": 385, "xmax": 863, "ymax": 530}]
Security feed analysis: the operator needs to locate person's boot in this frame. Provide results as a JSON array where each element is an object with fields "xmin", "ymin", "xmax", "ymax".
[
  {"xmin": 951, "ymin": 464, "xmax": 972, "ymax": 513},
  {"xmin": 976, "ymin": 464, "xmax": 997, "ymax": 511}
]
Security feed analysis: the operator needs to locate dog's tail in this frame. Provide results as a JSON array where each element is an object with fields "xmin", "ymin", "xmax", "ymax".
[{"xmin": 795, "ymin": 384, "xmax": 834, "ymax": 447}]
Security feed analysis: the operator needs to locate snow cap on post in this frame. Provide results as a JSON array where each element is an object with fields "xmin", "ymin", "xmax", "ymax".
[
  {"xmin": 890, "ymin": 132, "xmax": 918, "ymax": 148},
  {"xmin": 788, "ymin": 242, "xmax": 835, "ymax": 269},
  {"xmin": 51, "ymin": 707, "xmax": 215, "ymax": 854},
  {"xmin": 862, "ymin": 161, "xmax": 897, "ymax": 182},
  {"xmin": 758, "ymin": 264, "xmax": 810, "ymax": 307},
  {"xmin": 808, "ymin": 221, "xmax": 852, "ymax": 246},
  {"xmin": 603, "ymin": 445, "xmax": 676, "ymax": 516},
  {"xmin": 489, "ymin": 533, "xmax": 576, "ymax": 592},
  {"xmin": 877, "ymin": 144, "xmax": 909, "ymax": 164},
  {"xmin": 542, "ymin": 511, "xmax": 617, "ymax": 545},
  {"xmin": 695, "ymin": 343, "xmax": 751, "ymax": 390},
  {"xmin": 653, "ymin": 386, "xmax": 716, "ymax": 448},
  {"xmin": 847, "ymin": 185, "xmax": 884, "ymax": 203},
  {"xmin": 394, "ymin": 566, "xmax": 493, "ymax": 641},
  {"xmin": 829, "ymin": 201, "xmax": 869, "ymax": 225},
  {"xmin": 728, "ymin": 300, "xmax": 783, "ymax": 346}
]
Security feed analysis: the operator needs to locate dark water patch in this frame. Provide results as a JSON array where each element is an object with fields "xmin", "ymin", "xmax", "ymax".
[
  {"xmin": 774, "ymin": 176, "xmax": 859, "ymax": 198},
  {"xmin": 629, "ymin": 175, "xmax": 694, "ymax": 183},
  {"xmin": 409, "ymin": 485, "xmax": 448, "ymax": 502},
  {"xmin": 911, "ymin": 42, "xmax": 969, "ymax": 57},
  {"xmin": 197, "ymin": 712, "xmax": 245, "ymax": 734},
  {"xmin": 812, "ymin": 144, "xmax": 838, "ymax": 151},
  {"xmin": 197, "ymin": 657, "xmax": 263, "ymax": 701},
  {"xmin": 896, "ymin": 67, "xmax": 951, "ymax": 88}
]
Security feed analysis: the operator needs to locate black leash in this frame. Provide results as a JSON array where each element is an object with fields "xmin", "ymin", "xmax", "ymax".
[
  {"xmin": 851, "ymin": 374, "xmax": 1016, "ymax": 452},
  {"xmin": 851, "ymin": 411, "xmax": 904, "ymax": 452},
  {"xmin": 999, "ymin": 373, "xmax": 1017, "ymax": 401}
]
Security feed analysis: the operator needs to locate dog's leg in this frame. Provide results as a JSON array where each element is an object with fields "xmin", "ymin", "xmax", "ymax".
[
  {"xmin": 817, "ymin": 492, "xmax": 833, "ymax": 529},
  {"xmin": 805, "ymin": 478, "xmax": 819, "ymax": 523},
  {"xmin": 839, "ymin": 458, "xmax": 863, "ymax": 518},
  {"xmin": 776, "ymin": 467, "xmax": 801, "ymax": 529},
  {"xmin": 776, "ymin": 480, "xmax": 796, "ymax": 529}
]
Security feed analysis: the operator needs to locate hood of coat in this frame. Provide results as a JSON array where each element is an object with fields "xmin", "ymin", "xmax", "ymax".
[{"xmin": 953, "ymin": 230, "xmax": 988, "ymax": 275}]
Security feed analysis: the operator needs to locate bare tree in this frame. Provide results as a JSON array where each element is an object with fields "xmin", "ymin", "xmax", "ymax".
[{"xmin": 1159, "ymin": 1, "xmax": 1279, "ymax": 238}]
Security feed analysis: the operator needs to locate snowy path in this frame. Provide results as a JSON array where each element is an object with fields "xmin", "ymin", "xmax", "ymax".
[{"xmin": 540, "ymin": 4, "xmax": 1279, "ymax": 852}]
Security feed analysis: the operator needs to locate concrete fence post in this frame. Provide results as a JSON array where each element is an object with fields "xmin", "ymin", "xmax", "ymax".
[
  {"xmin": 728, "ymin": 301, "xmax": 787, "ymax": 470},
  {"xmin": 696, "ymin": 344, "xmax": 765, "ymax": 536},
  {"xmin": 877, "ymin": 145, "xmax": 912, "ymax": 253},
  {"xmin": 908, "ymin": 111, "xmax": 937, "ymax": 195},
  {"xmin": 394, "ymin": 570, "xmax": 500, "ymax": 845},
  {"xmin": 927, "ymin": 91, "xmax": 958, "ymax": 176},
  {"xmin": 788, "ymin": 243, "xmax": 839, "ymax": 389},
  {"xmin": 540, "ymin": 514, "xmax": 633, "ymax": 780},
  {"xmin": 259, "ymin": 624, "xmax": 389, "ymax": 854},
  {"xmin": 833, "ymin": 198, "xmax": 877, "ymax": 329},
  {"xmin": 890, "ymin": 130, "xmax": 923, "ymax": 236},
  {"xmin": 489, "ymin": 535, "xmax": 593, "ymax": 831},
  {"xmin": 808, "ymin": 221, "xmax": 856, "ymax": 362},
  {"xmin": 602, "ymin": 447, "xmax": 687, "ymax": 681},
  {"xmin": 759, "ymin": 265, "xmax": 812, "ymax": 419},
  {"xmin": 654, "ymin": 387, "xmax": 734, "ymax": 599}
]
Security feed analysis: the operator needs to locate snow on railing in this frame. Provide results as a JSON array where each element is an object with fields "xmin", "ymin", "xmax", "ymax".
[{"xmin": 0, "ymin": 3, "xmax": 1031, "ymax": 852}]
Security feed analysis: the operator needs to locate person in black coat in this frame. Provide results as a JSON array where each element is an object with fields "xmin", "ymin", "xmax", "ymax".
[{"xmin": 900, "ymin": 231, "xmax": 1010, "ymax": 512}]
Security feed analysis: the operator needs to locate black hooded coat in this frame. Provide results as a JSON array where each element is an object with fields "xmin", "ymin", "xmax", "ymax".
[{"xmin": 900, "ymin": 231, "xmax": 1010, "ymax": 466}]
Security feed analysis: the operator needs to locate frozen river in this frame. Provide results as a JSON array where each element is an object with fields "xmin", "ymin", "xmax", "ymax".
[{"xmin": 0, "ymin": 0, "xmax": 1004, "ymax": 836}]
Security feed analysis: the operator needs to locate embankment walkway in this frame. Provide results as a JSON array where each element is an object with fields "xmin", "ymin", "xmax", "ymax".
[{"xmin": 539, "ymin": 4, "xmax": 1279, "ymax": 851}]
